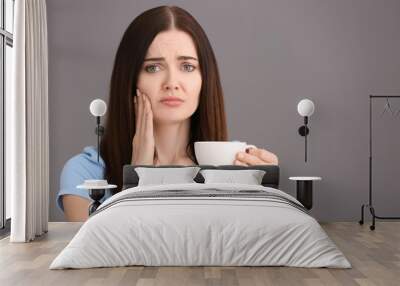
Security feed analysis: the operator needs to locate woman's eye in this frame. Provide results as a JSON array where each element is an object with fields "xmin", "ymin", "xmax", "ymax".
[
  {"xmin": 144, "ymin": 64, "xmax": 161, "ymax": 73},
  {"xmin": 182, "ymin": 63, "xmax": 196, "ymax": 72},
  {"xmin": 145, "ymin": 63, "xmax": 196, "ymax": 73}
]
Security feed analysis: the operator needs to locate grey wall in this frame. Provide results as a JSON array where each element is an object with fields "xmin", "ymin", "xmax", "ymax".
[{"xmin": 48, "ymin": 0, "xmax": 400, "ymax": 222}]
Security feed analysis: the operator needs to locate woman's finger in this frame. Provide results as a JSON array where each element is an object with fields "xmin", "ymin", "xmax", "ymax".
[
  {"xmin": 144, "ymin": 94, "xmax": 153, "ymax": 140},
  {"xmin": 235, "ymin": 151, "xmax": 265, "ymax": 165},
  {"xmin": 248, "ymin": 148, "xmax": 279, "ymax": 165},
  {"xmin": 134, "ymin": 96, "xmax": 138, "ymax": 115},
  {"xmin": 136, "ymin": 89, "xmax": 143, "ymax": 133},
  {"xmin": 134, "ymin": 92, "xmax": 139, "ymax": 130},
  {"xmin": 139, "ymin": 92, "xmax": 147, "ymax": 138},
  {"xmin": 233, "ymin": 159, "xmax": 248, "ymax": 166}
]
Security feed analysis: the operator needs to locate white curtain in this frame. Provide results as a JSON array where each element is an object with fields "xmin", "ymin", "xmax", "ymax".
[{"xmin": 8, "ymin": 0, "xmax": 49, "ymax": 242}]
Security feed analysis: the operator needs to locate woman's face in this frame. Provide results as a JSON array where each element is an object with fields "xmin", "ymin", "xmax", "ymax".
[{"xmin": 136, "ymin": 29, "xmax": 202, "ymax": 124}]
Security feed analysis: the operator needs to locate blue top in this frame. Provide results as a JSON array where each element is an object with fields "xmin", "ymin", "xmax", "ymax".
[{"xmin": 56, "ymin": 146, "xmax": 114, "ymax": 213}]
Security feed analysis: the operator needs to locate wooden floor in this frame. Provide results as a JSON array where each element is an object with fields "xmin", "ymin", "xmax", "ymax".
[{"xmin": 0, "ymin": 222, "xmax": 399, "ymax": 286}]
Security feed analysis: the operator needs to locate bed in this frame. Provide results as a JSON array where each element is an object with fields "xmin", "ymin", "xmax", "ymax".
[{"xmin": 49, "ymin": 165, "xmax": 351, "ymax": 269}]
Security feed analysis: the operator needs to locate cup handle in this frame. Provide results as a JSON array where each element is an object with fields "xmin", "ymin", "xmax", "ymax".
[{"xmin": 245, "ymin": 144, "xmax": 257, "ymax": 152}]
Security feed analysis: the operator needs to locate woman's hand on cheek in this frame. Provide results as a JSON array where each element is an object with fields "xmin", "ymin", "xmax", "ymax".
[
  {"xmin": 131, "ymin": 89, "xmax": 156, "ymax": 165},
  {"xmin": 234, "ymin": 147, "xmax": 279, "ymax": 166}
]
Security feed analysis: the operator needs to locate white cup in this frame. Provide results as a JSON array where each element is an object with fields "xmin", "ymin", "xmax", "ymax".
[{"xmin": 194, "ymin": 141, "xmax": 256, "ymax": 166}]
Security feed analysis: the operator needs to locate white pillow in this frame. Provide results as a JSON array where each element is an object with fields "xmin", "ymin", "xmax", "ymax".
[
  {"xmin": 135, "ymin": 166, "xmax": 201, "ymax": 186},
  {"xmin": 200, "ymin": 169, "xmax": 266, "ymax": 185}
]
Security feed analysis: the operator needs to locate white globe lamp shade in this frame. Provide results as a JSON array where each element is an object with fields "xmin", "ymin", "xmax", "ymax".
[
  {"xmin": 297, "ymin": 99, "xmax": 315, "ymax": 117},
  {"xmin": 90, "ymin": 99, "xmax": 107, "ymax": 117}
]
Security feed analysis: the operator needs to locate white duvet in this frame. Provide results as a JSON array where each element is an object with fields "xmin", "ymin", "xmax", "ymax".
[{"xmin": 50, "ymin": 183, "xmax": 351, "ymax": 269}]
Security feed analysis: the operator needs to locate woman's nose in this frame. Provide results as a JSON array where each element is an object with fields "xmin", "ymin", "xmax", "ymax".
[
  {"xmin": 162, "ymin": 70, "xmax": 180, "ymax": 91},
  {"xmin": 163, "ymin": 84, "xmax": 179, "ymax": 91}
]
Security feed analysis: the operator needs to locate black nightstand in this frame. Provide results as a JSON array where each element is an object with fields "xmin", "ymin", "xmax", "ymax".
[{"xmin": 289, "ymin": 176, "xmax": 322, "ymax": 210}]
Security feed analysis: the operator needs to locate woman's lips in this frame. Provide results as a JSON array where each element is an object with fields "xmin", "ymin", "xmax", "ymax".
[{"xmin": 160, "ymin": 99, "xmax": 183, "ymax": 107}]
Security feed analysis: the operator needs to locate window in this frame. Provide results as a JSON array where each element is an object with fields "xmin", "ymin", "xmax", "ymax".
[{"xmin": 0, "ymin": 0, "xmax": 14, "ymax": 235}]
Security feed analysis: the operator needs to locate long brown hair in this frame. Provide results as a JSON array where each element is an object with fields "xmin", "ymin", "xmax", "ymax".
[{"xmin": 100, "ymin": 6, "xmax": 228, "ymax": 194}]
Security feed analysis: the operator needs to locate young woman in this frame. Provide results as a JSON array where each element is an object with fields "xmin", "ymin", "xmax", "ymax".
[{"xmin": 57, "ymin": 6, "xmax": 279, "ymax": 222}]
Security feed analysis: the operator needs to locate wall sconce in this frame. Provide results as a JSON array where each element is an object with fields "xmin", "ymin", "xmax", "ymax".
[
  {"xmin": 297, "ymin": 99, "xmax": 315, "ymax": 162},
  {"xmin": 84, "ymin": 99, "xmax": 115, "ymax": 216}
]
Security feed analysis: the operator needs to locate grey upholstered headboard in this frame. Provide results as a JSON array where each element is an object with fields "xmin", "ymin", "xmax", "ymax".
[{"xmin": 122, "ymin": 165, "xmax": 280, "ymax": 190}]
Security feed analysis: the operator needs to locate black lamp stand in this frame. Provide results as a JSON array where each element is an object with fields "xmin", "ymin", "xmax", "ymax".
[
  {"xmin": 298, "ymin": 116, "xmax": 310, "ymax": 162},
  {"xmin": 95, "ymin": 116, "xmax": 104, "ymax": 163},
  {"xmin": 88, "ymin": 189, "xmax": 105, "ymax": 215}
]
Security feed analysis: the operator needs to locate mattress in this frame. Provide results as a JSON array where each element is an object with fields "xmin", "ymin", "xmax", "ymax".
[{"xmin": 50, "ymin": 182, "xmax": 351, "ymax": 269}]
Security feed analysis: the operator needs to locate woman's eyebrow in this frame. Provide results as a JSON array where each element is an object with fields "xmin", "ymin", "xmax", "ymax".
[{"xmin": 143, "ymin": 56, "xmax": 198, "ymax": 62}]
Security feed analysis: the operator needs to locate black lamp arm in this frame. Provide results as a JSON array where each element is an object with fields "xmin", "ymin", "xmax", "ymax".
[
  {"xmin": 94, "ymin": 116, "xmax": 105, "ymax": 163},
  {"xmin": 297, "ymin": 116, "xmax": 310, "ymax": 162},
  {"xmin": 298, "ymin": 116, "xmax": 310, "ymax": 136}
]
